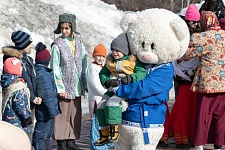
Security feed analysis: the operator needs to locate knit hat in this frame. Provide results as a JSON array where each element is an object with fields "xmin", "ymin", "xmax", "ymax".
[
  {"xmin": 185, "ymin": 4, "xmax": 200, "ymax": 21},
  {"xmin": 35, "ymin": 42, "xmax": 50, "ymax": 66},
  {"xmin": 11, "ymin": 30, "xmax": 33, "ymax": 50},
  {"xmin": 92, "ymin": 44, "xmax": 107, "ymax": 57},
  {"xmin": 110, "ymin": 33, "xmax": 130, "ymax": 56},
  {"xmin": 54, "ymin": 13, "xmax": 79, "ymax": 34},
  {"xmin": 4, "ymin": 57, "xmax": 22, "ymax": 76},
  {"xmin": 219, "ymin": 18, "xmax": 225, "ymax": 30}
]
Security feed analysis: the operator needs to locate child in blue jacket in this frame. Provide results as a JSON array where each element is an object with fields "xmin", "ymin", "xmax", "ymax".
[
  {"xmin": 1, "ymin": 57, "xmax": 32, "ymax": 133},
  {"xmin": 32, "ymin": 42, "xmax": 61, "ymax": 150}
]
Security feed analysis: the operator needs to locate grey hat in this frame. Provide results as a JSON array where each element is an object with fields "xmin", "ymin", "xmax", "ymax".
[
  {"xmin": 54, "ymin": 13, "xmax": 80, "ymax": 34},
  {"xmin": 110, "ymin": 33, "xmax": 130, "ymax": 56}
]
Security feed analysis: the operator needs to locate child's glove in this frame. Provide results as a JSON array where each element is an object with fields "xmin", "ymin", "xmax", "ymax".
[
  {"xmin": 105, "ymin": 79, "xmax": 120, "ymax": 88},
  {"xmin": 24, "ymin": 117, "xmax": 32, "ymax": 126},
  {"xmin": 121, "ymin": 75, "xmax": 133, "ymax": 84}
]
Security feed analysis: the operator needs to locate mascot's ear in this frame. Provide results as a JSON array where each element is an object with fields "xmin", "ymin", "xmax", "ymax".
[
  {"xmin": 120, "ymin": 12, "xmax": 138, "ymax": 32},
  {"xmin": 170, "ymin": 18, "xmax": 189, "ymax": 41}
]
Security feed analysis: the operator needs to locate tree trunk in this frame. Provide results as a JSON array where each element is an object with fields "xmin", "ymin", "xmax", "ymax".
[
  {"xmin": 171, "ymin": 0, "xmax": 174, "ymax": 12},
  {"xmin": 181, "ymin": 0, "xmax": 184, "ymax": 10},
  {"xmin": 187, "ymin": 0, "xmax": 191, "ymax": 7}
]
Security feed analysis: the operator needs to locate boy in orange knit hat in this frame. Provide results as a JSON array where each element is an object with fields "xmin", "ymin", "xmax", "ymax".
[{"xmin": 86, "ymin": 43, "xmax": 114, "ymax": 149}]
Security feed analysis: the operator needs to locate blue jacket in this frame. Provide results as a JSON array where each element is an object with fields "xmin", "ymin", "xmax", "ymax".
[
  {"xmin": 34, "ymin": 64, "xmax": 60, "ymax": 121},
  {"xmin": 21, "ymin": 54, "xmax": 45, "ymax": 103},
  {"xmin": 116, "ymin": 62, "xmax": 174, "ymax": 144},
  {"xmin": 1, "ymin": 74, "xmax": 31, "ymax": 133}
]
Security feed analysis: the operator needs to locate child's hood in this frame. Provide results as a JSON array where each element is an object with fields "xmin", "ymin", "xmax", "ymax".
[{"xmin": 1, "ymin": 74, "xmax": 18, "ymax": 88}]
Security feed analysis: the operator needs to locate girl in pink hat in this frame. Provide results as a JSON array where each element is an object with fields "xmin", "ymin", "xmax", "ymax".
[
  {"xmin": 1, "ymin": 57, "xmax": 32, "ymax": 134},
  {"xmin": 181, "ymin": 10, "xmax": 225, "ymax": 150},
  {"xmin": 169, "ymin": 4, "xmax": 202, "ymax": 149}
]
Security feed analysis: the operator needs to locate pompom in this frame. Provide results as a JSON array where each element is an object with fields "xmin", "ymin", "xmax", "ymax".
[{"xmin": 35, "ymin": 42, "xmax": 46, "ymax": 52}]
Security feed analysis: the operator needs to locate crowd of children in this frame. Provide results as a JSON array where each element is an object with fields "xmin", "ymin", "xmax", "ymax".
[{"xmin": 1, "ymin": 1, "xmax": 225, "ymax": 149}]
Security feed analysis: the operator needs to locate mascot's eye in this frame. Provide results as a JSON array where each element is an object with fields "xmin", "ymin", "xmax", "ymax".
[
  {"xmin": 142, "ymin": 42, "xmax": 145, "ymax": 48},
  {"xmin": 151, "ymin": 43, "xmax": 155, "ymax": 49}
]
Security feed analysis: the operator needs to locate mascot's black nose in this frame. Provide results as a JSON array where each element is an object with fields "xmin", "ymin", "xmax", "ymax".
[{"xmin": 142, "ymin": 42, "xmax": 145, "ymax": 48}]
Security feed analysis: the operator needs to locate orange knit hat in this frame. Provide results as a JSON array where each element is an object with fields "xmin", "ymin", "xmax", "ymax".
[
  {"xmin": 92, "ymin": 44, "xmax": 107, "ymax": 57},
  {"xmin": 4, "ymin": 57, "xmax": 22, "ymax": 76}
]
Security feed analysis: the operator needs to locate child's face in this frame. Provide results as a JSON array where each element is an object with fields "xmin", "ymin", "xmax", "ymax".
[
  {"xmin": 60, "ymin": 23, "xmax": 73, "ymax": 38},
  {"xmin": 20, "ymin": 66, "xmax": 22, "ymax": 75},
  {"xmin": 111, "ymin": 49, "xmax": 125, "ymax": 60},
  {"xmin": 94, "ymin": 55, "xmax": 106, "ymax": 65}
]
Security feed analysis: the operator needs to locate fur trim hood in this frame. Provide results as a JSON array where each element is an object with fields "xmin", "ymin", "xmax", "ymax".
[{"xmin": 2, "ymin": 46, "xmax": 23, "ymax": 59}]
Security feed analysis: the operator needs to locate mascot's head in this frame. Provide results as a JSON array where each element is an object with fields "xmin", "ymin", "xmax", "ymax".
[{"xmin": 120, "ymin": 8, "xmax": 190, "ymax": 64}]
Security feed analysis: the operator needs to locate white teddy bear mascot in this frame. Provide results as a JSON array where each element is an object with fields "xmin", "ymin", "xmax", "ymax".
[{"xmin": 112, "ymin": 8, "xmax": 190, "ymax": 150}]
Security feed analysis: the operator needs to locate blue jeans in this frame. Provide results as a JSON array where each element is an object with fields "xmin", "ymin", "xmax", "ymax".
[{"xmin": 32, "ymin": 119, "xmax": 54, "ymax": 150}]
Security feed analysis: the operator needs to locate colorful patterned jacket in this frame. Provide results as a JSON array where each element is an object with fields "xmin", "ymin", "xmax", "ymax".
[
  {"xmin": 182, "ymin": 29, "xmax": 225, "ymax": 93},
  {"xmin": 1, "ymin": 74, "xmax": 31, "ymax": 133}
]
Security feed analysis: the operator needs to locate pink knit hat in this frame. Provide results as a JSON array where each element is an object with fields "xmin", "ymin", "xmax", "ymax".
[
  {"xmin": 185, "ymin": 4, "xmax": 200, "ymax": 21},
  {"xmin": 4, "ymin": 57, "xmax": 22, "ymax": 76}
]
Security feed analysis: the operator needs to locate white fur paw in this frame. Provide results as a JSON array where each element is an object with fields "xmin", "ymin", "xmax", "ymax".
[{"xmin": 121, "ymin": 100, "xmax": 128, "ymax": 112}]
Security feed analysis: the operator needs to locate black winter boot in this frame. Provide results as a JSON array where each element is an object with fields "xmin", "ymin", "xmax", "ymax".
[
  {"xmin": 108, "ymin": 125, "xmax": 119, "ymax": 143},
  {"xmin": 66, "ymin": 140, "xmax": 80, "ymax": 150},
  {"xmin": 57, "ymin": 140, "xmax": 68, "ymax": 150},
  {"xmin": 214, "ymin": 144, "xmax": 222, "ymax": 149},
  {"xmin": 157, "ymin": 141, "xmax": 168, "ymax": 148}
]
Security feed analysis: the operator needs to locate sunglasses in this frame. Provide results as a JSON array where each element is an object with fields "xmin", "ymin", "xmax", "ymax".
[{"xmin": 187, "ymin": 21, "xmax": 200, "ymax": 26}]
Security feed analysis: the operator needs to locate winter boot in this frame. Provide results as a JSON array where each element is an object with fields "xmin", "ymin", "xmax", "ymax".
[
  {"xmin": 214, "ymin": 144, "xmax": 222, "ymax": 150},
  {"xmin": 94, "ymin": 127, "xmax": 109, "ymax": 146},
  {"xmin": 157, "ymin": 141, "xmax": 168, "ymax": 147},
  {"xmin": 108, "ymin": 124, "xmax": 119, "ymax": 143},
  {"xmin": 66, "ymin": 140, "xmax": 80, "ymax": 150},
  {"xmin": 190, "ymin": 145, "xmax": 203, "ymax": 150},
  {"xmin": 176, "ymin": 141, "xmax": 184, "ymax": 149},
  {"xmin": 57, "ymin": 140, "xmax": 68, "ymax": 150}
]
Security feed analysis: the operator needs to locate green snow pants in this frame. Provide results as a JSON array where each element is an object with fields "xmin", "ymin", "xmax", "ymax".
[{"xmin": 96, "ymin": 94, "xmax": 123, "ymax": 126}]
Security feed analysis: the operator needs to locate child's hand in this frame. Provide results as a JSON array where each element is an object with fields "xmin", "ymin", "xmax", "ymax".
[
  {"xmin": 105, "ymin": 79, "xmax": 120, "ymax": 88},
  {"xmin": 36, "ymin": 97, "xmax": 42, "ymax": 105},
  {"xmin": 24, "ymin": 116, "xmax": 33, "ymax": 126},
  {"xmin": 33, "ymin": 97, "xmax": 39, "ymax": 104},
  {"xmin": 33, "ymin": 97, "xmax": 42, "ymax": 105}
]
